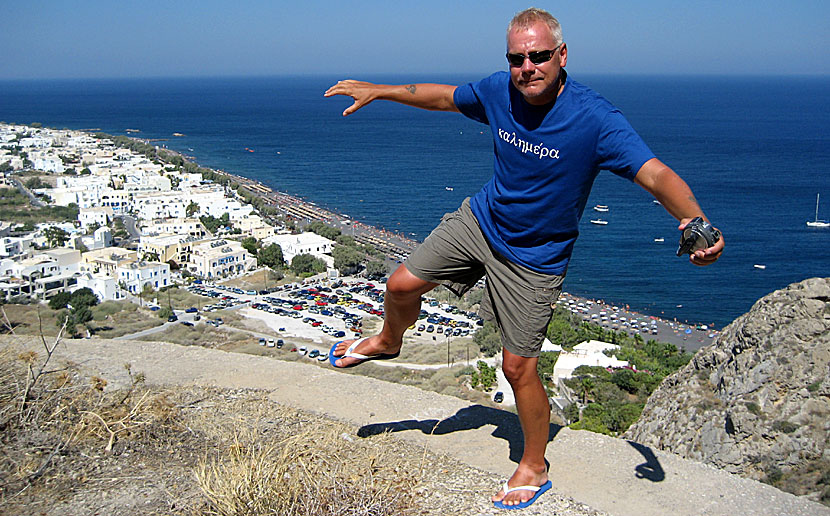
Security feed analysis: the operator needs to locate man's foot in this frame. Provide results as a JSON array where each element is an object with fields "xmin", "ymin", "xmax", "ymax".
[
  {"xmin": 330, "ymin": 336, "xmax": 401, "ymax": 368},
  {"xmin": 491, "ymin": 466, "xmax": 549, "ymax": 508}
]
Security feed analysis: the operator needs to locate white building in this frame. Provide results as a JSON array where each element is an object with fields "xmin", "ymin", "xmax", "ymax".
[
  {"xmin": 262, "ymin": 232, "xmax": 335, "ymax": 263},
  {"xmin": 33, "ymin": 155, "xmax": 65, "ymax": 173},
  {"xmin": 140, "ymin": 217, "xmax": 207, "ymax": 239},
  {"xmin": 133, "ymin": 192, "xmax": 187, "ymax": 220},
  {"xmin": 188, "ymin": 239, "xmax": 256, "ymax": 279},
  {"xmin": 75, "ymin": 272, "xmax": 124, "ymax": 302},
  {"xmin": 78, "ymin": 226, "xmax": 113, "ymax": 250},
  {"xmin": 0, "ymin": 235, "xmax": 34, "ymax": 258},
  {"xmin": 117, "ymin": 261, "xmax": 171, "ymax": 294},
  {"xmin": 0, "ymin": 248, "xmax": 82, "ymax": 300},
  {"xmin": 78, "ymin": 206, "xmax": 113, "ymax": 229},
  {"xmin": 552, "ymin": 340, "xmax": 630, "ymax": 384}
]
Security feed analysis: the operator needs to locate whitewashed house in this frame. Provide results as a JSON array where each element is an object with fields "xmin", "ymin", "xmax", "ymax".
[
  {"xmin": 117, "ymin": 261, "xmax": 171, "ymax": 294},
  {"xmin": 552, "ymin": 340, "xmax": 630, "ymax": 384}
]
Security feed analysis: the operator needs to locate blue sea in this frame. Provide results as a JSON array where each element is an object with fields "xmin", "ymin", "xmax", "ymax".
[{"xmin": 1, "ymin": 74, "xmax": 828, "ymax": 328}]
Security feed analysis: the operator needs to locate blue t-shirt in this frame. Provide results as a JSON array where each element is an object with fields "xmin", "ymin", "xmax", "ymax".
[{"xmin": 453, "ymin": 71, "xmax": 655, "ymax": 275}]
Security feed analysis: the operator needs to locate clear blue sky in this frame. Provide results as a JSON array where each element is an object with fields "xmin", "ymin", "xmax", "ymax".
[{"xmin": 3, "ymin": 0, "xmax": 828, "ymax": 80}]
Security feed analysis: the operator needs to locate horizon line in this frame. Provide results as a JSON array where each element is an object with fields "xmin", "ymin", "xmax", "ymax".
[{"xmin": 1, "ymin": 71, "xmax": 829, "ymax": 83}]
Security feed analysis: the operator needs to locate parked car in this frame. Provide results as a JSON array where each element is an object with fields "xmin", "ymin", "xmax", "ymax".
[
  {"xmin": 308, "ymin": 349, "xmax": 320, "ymax": 359},
  {"xmin": 185, "ymin": 307, "xmax": 198, "ymax": 313},
  {"xmin": 149, "ymin": 306, "xmax": 160, "ymax": 311},
  {"xmin": 167, "ymin": 314, "xmax": 178, "ymax": 322},
  {"xmin": 298, "ymin": 346, "xmax": 308, "ymax": 355},
  {"xmin": 259, "ymin": 338, "xmax": 266, "ymax": 346},
  {"xmin": 181, "ymin": 321, "xmax": 193, "ymax": 327},
  {"xmin": 493, "ymin": 392, "xmax": 504, "ymax": 403}
]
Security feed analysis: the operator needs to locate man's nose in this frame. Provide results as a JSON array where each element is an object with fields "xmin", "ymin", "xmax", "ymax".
[{"xmin": 521, "ymin": 57, "xmax": 536, "ymax": 73}]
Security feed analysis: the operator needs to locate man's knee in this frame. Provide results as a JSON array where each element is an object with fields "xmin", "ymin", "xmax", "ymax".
[{"xmin": 502, "ymin": 352, "xmax": 539, "ymax": 383}]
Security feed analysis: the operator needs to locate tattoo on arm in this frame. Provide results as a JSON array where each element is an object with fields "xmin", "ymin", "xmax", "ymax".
[
  {"xmin": 688, "ymin": 194, "xmax": 698, "ymax": 205},
  {"xmin": 405, "ymin": 84, "xmax": 416, "ymax": 94}
]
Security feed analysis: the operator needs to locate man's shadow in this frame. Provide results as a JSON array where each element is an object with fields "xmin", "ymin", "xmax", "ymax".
[
  {"xmin": 628, "ymin": 441, "xmax": 665, "ymax": 482},
  {"xmin": 358, "ymin": 404, "xmax": 560, "ymax": 465},
  {"xmin": 358, "ymin": 405, "xmax": 665, "ymax": 482}
]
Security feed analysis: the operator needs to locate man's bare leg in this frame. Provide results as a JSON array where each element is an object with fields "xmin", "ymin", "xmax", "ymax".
[
  {"xmin": 491, "ymin": 349, "xmax": 550, "ymax": 506},
  {"xmin": 333, "ymin": 265, "xmax": 437, "ymax": 367}
]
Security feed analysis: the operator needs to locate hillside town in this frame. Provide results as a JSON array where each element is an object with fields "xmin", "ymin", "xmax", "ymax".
[{"xmin": 0, "ymin": 122, "xmax": 344, "ymax": 302}]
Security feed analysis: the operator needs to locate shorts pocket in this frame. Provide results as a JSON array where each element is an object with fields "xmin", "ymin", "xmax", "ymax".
[{"xmin": 535, "ymin": 286, "xmax": 562, "ymax": 307}]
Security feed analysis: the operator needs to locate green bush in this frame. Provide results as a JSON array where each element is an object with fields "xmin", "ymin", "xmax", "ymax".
[{"xmin": 772, "ymin": 420, "xmax": 799, "ymax": 434}]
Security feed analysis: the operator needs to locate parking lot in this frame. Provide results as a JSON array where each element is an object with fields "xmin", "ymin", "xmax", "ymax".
[{"xmin": 185, "ymin": 277, "xmax": 484, "ymax": 362}]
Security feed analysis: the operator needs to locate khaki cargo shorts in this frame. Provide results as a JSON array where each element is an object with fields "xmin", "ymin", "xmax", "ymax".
[{"xmin": 404, "ymin": 198, "xmax": 564, "ymax": 358}]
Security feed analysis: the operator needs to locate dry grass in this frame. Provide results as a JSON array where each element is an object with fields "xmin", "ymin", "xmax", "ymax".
[
  {"xmin": 159, "ymin": 286, "xmax": 212, "ymax": 311},
  {"xmin": 0, "ymin": 339, "xmax": 439, "ymax": 516},
  {"xmin": 0, "ymin": 301, "xmax": 163, "ymax": 339},
  {"xmin": 0, "ymin": 340, "xmax": 195, "ymax": 514},
  {"xmin": 217, "ymin": 269, "xmax": 285, "ymax": 292},
  {"xmin": 397, "ymin": 337, "xmax": 480, "ymax": 365},
  {"xmin": 195, "ymin": 424, "xmax": 417, "ymax": 516},
  {"xmin": 138, "ymin": 322, "xmax": 258, "ymax": 350}
]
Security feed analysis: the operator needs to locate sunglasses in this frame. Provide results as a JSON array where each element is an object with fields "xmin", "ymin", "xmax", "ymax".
[{"xmin": 506, "ymin": 44, "xmax": 563, "ymax": 67}]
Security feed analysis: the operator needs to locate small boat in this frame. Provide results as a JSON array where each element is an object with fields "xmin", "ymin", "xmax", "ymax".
[
  {"xmin": 807, "ymin": 194, "xmax": 830, "ymax": 227},
  {"xmin": 653, "ymin": 199, "xmax": 661, "ymax": 205},
  {"xmin": 753, "ymin": 264, "xmax": 766, "ymax": 270},
  {"xmin": 590, "ymin": 219, "xmax": 608, "ymax": 225},
  {"xmin": 445, "ymin": 187, "xmax": 454, "ymax": 191},
  {"xmin": 593, "ymin": 204, "xmax": 609, "ymax": 212},
  {"xmin": 653, "ymin": 238, "xmax": 664, "ymax": 243},
  {"xmin": 172, "ymin": 132, "xmax": 185, "ymax": 137}
]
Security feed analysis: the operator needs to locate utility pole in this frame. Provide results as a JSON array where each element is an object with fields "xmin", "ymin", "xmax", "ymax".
[{"xmin": 446, "ymin": 333, "xmax": 451, "ymax": 368}]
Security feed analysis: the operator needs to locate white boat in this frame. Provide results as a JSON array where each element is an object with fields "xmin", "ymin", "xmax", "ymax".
[
  {"xmin": 753, "ymin": 264, "xmax": 766, "ymax": 270},
  {"xmin": 653, "ymin": 238, "xmax": 664, "ymax": 243},
  {"xmin": 445, "ymin": 186, "xmax": 454, "ymax": 191},
  {"xmin": 807, "ymin": 194, "xmax": 830, "ymax": 227},
  {"xmin": 590, "ymin": 219, "xmax": 608, "ymax": 225},
  {"xmin": 593, "ymin": 204, "xmax": 609, "ymax": 212}
]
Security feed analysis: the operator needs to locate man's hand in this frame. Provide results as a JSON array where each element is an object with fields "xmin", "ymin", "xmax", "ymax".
[
  {"xmin": 679, "ymin": 218, "xmax": 724, "ymax": 266},
  {"xmin": 324, "ymin": 80, "xmax": 379, "ymax": 116}
]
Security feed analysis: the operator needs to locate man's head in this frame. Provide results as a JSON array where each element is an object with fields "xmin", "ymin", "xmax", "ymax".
[{"xmin": 506, "ymin": 8, "xmax": 567, "ymax": 106}]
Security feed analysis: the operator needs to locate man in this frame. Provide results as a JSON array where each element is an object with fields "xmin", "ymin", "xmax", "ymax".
[{"xmin": 325, "ymin": 8, "xmax": 723, "ymax": 510}]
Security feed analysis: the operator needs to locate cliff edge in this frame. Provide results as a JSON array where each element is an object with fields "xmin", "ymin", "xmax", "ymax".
[{"xmin": 626, "ymin": 277, "xmax": 830, "ymax": 503}]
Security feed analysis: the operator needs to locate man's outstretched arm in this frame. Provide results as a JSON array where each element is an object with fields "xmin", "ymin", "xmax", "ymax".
[
  {"xmin": 634, "ymin": 157, "xmax": 724, "ymax": 266},
  {"xmin": 324, "ymin": 80, "xmax": 458, "ymax": 116}
]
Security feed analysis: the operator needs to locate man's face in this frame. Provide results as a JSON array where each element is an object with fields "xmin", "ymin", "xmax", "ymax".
[{"xmin": 507, "ymin": 21, "xmax": 567, "ymax": 105}]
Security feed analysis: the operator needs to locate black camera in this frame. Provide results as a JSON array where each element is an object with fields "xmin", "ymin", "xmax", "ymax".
[{"xmin": 676, "ymin": 217, "xmax": 720, "ymax": 257}]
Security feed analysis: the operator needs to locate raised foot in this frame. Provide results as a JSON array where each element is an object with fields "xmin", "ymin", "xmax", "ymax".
[{"xmin": 329, "ymin": 336, "xmax": 401, "ymax": 369}]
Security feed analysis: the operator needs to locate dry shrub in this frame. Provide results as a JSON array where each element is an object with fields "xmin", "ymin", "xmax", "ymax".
[
  {"xmin": 195, "ymin": 425, "xmax": 418, "ymax": 516},
  {"xmin": 0, "ymin": 342, "xmax": 185, "ymax": 500}
]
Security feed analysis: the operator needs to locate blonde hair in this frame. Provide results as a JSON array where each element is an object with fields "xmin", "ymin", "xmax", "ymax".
[{"xmin": 507, "ymin": 7, "xmax": 563, "ymax": 45}]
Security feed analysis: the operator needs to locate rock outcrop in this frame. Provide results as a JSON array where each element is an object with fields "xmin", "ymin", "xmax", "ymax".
[{"xmin": 625, "ymin": 278, "xmax": 830, "ymax": 495}]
